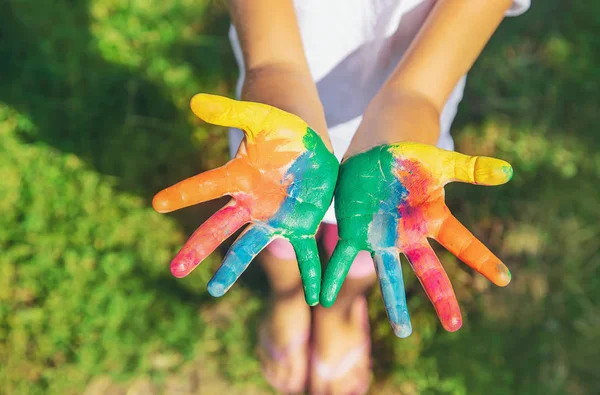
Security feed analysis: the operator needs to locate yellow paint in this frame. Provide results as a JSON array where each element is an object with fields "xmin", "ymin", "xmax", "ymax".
[
  {"xmin": 190, "ymin": 94, "xmax": 307, "ymax": 151},
  {"xmin": 389, "ymin": 142, "xmax": 513, "ymax": 185}
]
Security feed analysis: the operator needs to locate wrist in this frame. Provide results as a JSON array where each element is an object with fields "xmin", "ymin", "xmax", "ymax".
[
  {"xmin": 344, "ymin": 89, "xmax": 441, "ymax": 158},
  {"xmin": 241, "ymin": 64, "xmax": 331, "ymax": 149}
]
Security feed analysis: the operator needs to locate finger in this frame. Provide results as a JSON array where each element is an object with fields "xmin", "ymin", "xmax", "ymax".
[
  {"xmin": 190, "ymin": 94, "xmax": 307, "ymax": 140},
  {"xmin": 444, "ymin": 151, "xmax": 513, "ymax": 185},
  {"xmin": 373, "ymin": 249, "xmax": 412, "ymax": 338},
  {"xmin": 207, "ymin": 224, "xmax": 275, "ymax": 297},
  {"xmin": 169, "ymin": 202, "xmax": 251, "ymax": 278},
  {"xmin": 392, "ymin": 142, "xmax": 513, "ymax": 185},
  {"xmin": 153, "ymin": 159, "xmax": 246, "ymax": 213},
  {"xmin": 320, "ymin": 240, "xmax": 360, "ymax": 307},
  {"xmin": 435, "ymin": 213, "xmax": 511, "ymax": 287},
  {"xmin": 291, "ymin": 237, "xmax": 321, "ymax": 306},
  {"xmin": 404, "ymin": 244, "xmax": 462, "ymax": 332}
]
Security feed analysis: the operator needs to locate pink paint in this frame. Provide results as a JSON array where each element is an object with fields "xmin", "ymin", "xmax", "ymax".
[
  {"xmin": 170, "ymin": 203, "xmax": 251, "ymax": 277},
  {"xmin": 394, "ymin": 158, "xmax": 434, "ymax": 206},
  {"xmin": 394, "ymin": 159, "xmax": 437, "ymax": 248},
  {"xmin": 405, "ymin": 246, "xmax": 462, "ymax": 332}
]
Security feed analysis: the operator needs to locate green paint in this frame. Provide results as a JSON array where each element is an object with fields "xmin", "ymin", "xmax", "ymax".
[
  {"xmin": 268, "ymin": 127, "xmax": 338, "ymax": 235},
  {"xmin": 502, "ymin": 165, "xmax": 514, "ymax": 181},
  {"xmin": 321, "ymin": 145, "xmax": 399, "ymax": 306},
  {"xmin": 268, "ymin": 127, "xmax": 338, "ymax": 305},
  {"xmin": 333, "ymin": 145, "xmax": 396, "ymax": 249}
]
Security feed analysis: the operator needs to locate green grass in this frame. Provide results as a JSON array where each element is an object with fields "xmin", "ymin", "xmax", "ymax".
[{"xmin": 1, "ymin": 0, "xmax": 598, "ymax": 394}]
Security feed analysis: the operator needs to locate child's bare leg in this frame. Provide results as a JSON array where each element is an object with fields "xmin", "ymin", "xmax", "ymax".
[
  {"xmin": 257, "ymin": 240, "xmax": 311, "ymax": 393},
  {"xmin": 310, "ymin": 226, "xmax": 377, "ymax": 395}
]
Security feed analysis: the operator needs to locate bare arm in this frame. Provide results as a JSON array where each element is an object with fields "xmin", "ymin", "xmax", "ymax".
[
  {"xmin": 346, "ymin": 0, "xmax": 513, "ymax": 157},
  {"xmin": 228, "ymin": 0, "xmax": 330, "ymax": 147}
]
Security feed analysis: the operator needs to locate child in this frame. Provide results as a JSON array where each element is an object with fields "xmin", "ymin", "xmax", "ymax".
[{"xmin": 226, "ymin": 1, "xmax": 530, "ymax": 394}]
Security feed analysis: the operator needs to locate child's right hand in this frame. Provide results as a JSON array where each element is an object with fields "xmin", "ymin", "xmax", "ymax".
[
  {"xmin": 152, "ymin": 94, "xmax": 338, "ymax": 306},
  {"xmin": 320, "ymin": 142, "xmax": 513, "ymax": 337}
]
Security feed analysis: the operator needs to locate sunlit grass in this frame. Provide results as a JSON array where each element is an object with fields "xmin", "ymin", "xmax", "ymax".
[{"xmin": 1, "ymin": 0, "xmax": 598, "ymax": 394}]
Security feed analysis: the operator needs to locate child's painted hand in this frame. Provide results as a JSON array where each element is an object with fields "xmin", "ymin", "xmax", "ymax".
[
  {"xmin": 153, "ymin": 94, "xmax": 338, "ymax": 305},
  {"xmin": 320, "ymin": 142, "xmax": 513, "ymax": 336}
]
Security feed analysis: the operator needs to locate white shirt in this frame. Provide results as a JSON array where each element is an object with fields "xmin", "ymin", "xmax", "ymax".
[{"xmin": 228, "ymin": 0, "xmax": 530, "ymax": 224}]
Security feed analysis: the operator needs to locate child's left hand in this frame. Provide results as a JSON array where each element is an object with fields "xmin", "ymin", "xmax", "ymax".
[{"xmin": 320, "ymin": 142, "xmax": 513, "ymax": 337}]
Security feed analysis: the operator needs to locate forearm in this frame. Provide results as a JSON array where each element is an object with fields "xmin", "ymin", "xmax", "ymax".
[
  {"xmin": 345, "ymin": 90, "xmax": 441, "ymax": 157},
  {"xmin": 385, "ymin": 0, "xmax": 512, "ymax": 110},
  {"xmin": 229, "ymin": 0, "xmax": 329, "ymax": 146},
  {"xmin": 241, "ymin": 64, "xmax": 328, "ymax": 145},
  {"xmin": 346, "ymin": 0, "xmax": 512, "ymax": 157}
]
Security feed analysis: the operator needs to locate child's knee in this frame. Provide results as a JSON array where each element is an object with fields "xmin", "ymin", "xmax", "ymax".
[
  {"xmin": 347, "ymin": 251, "xmax": 375, "ymax": 279},
  {"xmin": 321, "ymin": 223, "xmax": 375, "ymax": 279},
  {"xmin": 265, "ymin": 238, "xmax": 297, "ymax": 260}
]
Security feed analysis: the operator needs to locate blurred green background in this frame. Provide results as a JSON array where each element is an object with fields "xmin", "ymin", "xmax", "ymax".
[{"xmin": 1, "ymin": 0, "xmax": 598, "ymax": 394}]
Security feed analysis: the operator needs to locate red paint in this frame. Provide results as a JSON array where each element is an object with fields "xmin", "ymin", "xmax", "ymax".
[
  {"xmin": 170, "ymin": 203, "xmax": 251, "ymax": 277},
  {"xmin": 405, "ymin": 246, "xmax": 462, "ymax": 332}
]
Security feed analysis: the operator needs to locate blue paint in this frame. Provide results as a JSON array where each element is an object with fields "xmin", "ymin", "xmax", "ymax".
[
  {"xmin": 373, "ymin": 249, "xmax": 412, "ymax": 338},
  {"xmin": 322, "ymin": 146, "xmax": 410, "ymax": 307},
  {"xmin": 368, "ymin": 153, "xmax": 408, "ymax": 249},
  {"xmin": 268, "ymin": 128, "xmax": 337, "ymax": 235},
  {"xmin": 208, "ymin": 129, "xmax": 336, "ymax": 301},
  {"xmin": 369, "ymin": 152, "xmax": 412, "ymax": 337},
  {"xmin": 267, "ymin": 149, "xmax": 311, "ymax": 229},
  {"xmin": 208, "ymin": 225, "xmax": 273, "ymax": 297}
]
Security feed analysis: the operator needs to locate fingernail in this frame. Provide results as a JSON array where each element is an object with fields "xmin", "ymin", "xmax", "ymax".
[{"xmin": 475, "ymin": 158, "xmax": 513, "ymax": 185}]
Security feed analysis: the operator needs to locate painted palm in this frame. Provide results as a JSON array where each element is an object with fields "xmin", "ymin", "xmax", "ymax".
[
  {"xmin": 321, "ymin": 143, "xmax": 513, "ymax": 337},
  {"xmin": 153, "ymin": 94, "xmax": 338, "ymax": 305}
]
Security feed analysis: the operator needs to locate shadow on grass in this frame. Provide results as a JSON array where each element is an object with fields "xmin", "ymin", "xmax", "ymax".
[
  {"xmin": 0, "ymin": 0, "xmax": 251, "ymax": 299},
  {"xmin": 3, "ymin": 0, "xmax": 599, "ymax": 393}
]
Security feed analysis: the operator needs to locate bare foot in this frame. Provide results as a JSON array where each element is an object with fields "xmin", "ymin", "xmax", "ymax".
[
  {"xmin": 257, "ymin": 286, "xmax": 311, "ymax": 394},
  {"xmin": 310, "ymin": 297, "xmax": 372, "ymax": 395}
]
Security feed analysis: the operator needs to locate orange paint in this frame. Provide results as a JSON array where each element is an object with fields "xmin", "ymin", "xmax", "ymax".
[
  {"xmin": 322, "ymin": 142, "xmax": 513, "ymax": 335},
  {"xmin": 152, "ymin": 94, "xmax": 339, "ymax": 305}
]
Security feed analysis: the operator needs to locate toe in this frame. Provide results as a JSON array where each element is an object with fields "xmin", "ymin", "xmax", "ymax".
[
  {"xmin": 309, "ymin": 369, "xmax": 328, "ymax": 395},
  {"xmin": 257, "ymin": 290, "xmax": 311, "ymax": 393},
  {"xmin": 274, "ymin": 362, "xmax": 292, "ymax": 392},
  {"xmin": 287, "ymin": 354, "xmax": 308, "ymax": 393},
  {"xmin": 349, "ymin": 368, "xmax": 371, "ymax": 395},
  {"xmin": 331, "ymin": 369, "xmax": 368, "ymax": 395},
  {"xmin": 310, "ymin": 297, "xmax": 373, "ymax": 395}
]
